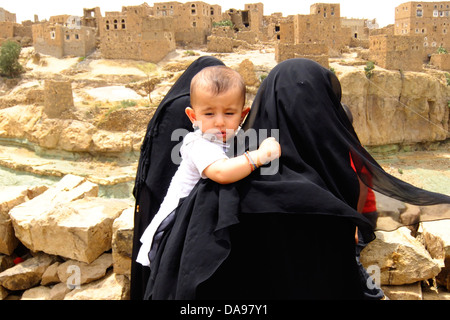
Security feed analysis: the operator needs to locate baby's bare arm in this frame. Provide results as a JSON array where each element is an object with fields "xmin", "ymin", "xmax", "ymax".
[{"xmin": 203, "ymin": 137, "xmax": 281, "ymax": 184}]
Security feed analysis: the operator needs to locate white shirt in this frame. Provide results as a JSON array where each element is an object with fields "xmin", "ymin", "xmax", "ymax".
[{"xmin": 136, "ymin": 130, "xmax": 229, "ymax": 267}]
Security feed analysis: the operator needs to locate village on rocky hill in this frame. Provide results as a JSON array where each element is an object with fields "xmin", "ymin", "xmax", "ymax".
[{"xmin": 0, "ymin": 2, "xmax": 449, "ymax": 300}]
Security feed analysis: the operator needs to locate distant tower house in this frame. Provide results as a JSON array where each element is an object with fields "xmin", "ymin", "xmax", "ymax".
[{"xmin": 395, "ymin": 1, "xmax": 450, "ymax": 51}]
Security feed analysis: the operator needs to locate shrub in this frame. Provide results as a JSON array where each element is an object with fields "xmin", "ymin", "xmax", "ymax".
[
  {"xmin": 0, "ymin": 40, "xmax": 23, "ymax": 78},
  {"xmin": 437, "ymin": 46, "xmax": 448, "ymax": 54},
  {"xmin": 364, "ymin": 61, "xmax": 375, "ymax": 79},
  {"xmin": 213, "ymin": 20, "xmax": 233, "ymax": 28}
]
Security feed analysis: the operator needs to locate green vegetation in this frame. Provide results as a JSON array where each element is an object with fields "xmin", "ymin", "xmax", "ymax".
[
  {"xmin": 259, "ymin": 74, "xmax": 268, "ymax": 82},
  {"xmin": 105, "ymin": 100, "xmax": 137, "ymax": 116},
  {"xmin": 445, "ymin": 73, "xmax": 450, "ymax": 86},
  {"xmin": 0, "ymin": 40, "xmax": 23, "ymax": 78},
  {"xmin": 437, "ymin": 46, "xmax": 448, "ymax": 54},
  {"xmin": 184, "ymin": 50, "xmax": 197, "ymax": 56},
  {"xmin": 213, "ymin": 20, "xmax": 233, "ymax": 28},
  {"xmin": 364, "ymin": 61, "xmax": 375, "ymax": 79}
]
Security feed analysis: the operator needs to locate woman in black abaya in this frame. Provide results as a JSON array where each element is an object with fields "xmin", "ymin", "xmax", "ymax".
[
  {"xmin": 131, "ymin": 57, "xmax": 450, "ymax": 300},
  {"xmin": 130, "ymin": 56, "xmax": 225, "ymax": 300}
]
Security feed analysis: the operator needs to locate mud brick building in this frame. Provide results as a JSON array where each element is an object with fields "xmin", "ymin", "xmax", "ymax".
[
  {"xmin": 275, "ymin": 3, "xmax": 349, "ymax": 66},
  {"xmin": 153, "ymin": 1, "xmax": 222, "ymax": 46},
  {"xmin": 369, "ymin": 34, "xmax": 425, "ymax": 71},
  {"xmin": 100, "ymin": 3, "xmax": 175, "ymax": 63},
  {"xmin": 395, "ymin": 1, "xmax": 449, "ymax": 52},
  {"xmin": 224, "ymin": 3, "xmax": 264, "ymax": 35},
  {"xmin": 32, "ymin": 21, "xmax": 96, "ymax": 58},
  {"xmin": 370, "ymin": 1, "xmax": 450, "ymax": 71},
  {"xmin": 0, "ymin": 22, "xmax": 14, "ymax": 40},
  {"xmin": 0, "ymin": 8, "xmax": 34, "ymax": 46},
  {"xmin": 0, "ymin": 8, "xmax": 16, "ymax": 23}
]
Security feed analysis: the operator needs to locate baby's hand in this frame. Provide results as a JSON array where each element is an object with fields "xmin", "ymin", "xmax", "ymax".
[{"xmin": 257, "ymin": 137, "xmax": 281, "ymax": 165}]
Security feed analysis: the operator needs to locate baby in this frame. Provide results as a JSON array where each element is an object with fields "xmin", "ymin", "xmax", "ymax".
[{"xmin": 136, "ymin": 65, "xmax": 281, "ymax": 267}]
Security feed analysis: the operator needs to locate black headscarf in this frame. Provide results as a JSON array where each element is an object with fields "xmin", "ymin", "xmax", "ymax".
[{"xmin": 131, "ymin": 57, "xmax": 450, "ymax": 300}]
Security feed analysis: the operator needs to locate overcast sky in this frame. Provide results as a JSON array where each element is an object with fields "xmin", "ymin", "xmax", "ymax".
[{"xmin": 6, "ymin": 0, "xmax": 409, "ymax": 27}]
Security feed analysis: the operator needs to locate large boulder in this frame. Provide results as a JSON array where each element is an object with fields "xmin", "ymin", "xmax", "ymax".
[
  {"xmin": 57, "ymin": 253, "xmax": 113, "ymax": 286},
  {"xmin": 112, "ymin": 207, "xmax": 134, "ymax": 276},
  {"xmin": 0, "ymin": 253, "xmax": 57, "ymax": 291},
  {"xmin": 64, "ymin": 271, "xmax": 130, "ymax": 300},
  {"xmin": 360, "ymin": 227, "xmax": 443, "ymax": 285},
  {"xmin": 0, "ymin": 185, "xmax": 48, "ymax": 255},
  {"xmin": 421, "ymin": 218, "xmax": 450, "ymax": 290},
  {"xmin": 9, "ymin": 174, "xmax": 132, "ymax": 263}
]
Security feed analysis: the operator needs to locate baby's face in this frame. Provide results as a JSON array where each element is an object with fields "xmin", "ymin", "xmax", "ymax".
[{"xmin": 187, "ymin": 87, "xmax": 248, "ymax": 143}]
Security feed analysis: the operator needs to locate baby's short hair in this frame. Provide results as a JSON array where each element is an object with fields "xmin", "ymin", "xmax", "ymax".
[{"xmin": 190, "ymin": 65, "xmax": 245, "ymax": 106}]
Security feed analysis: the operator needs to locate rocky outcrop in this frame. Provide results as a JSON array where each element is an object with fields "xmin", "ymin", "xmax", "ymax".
[
  {"xmin": 0, "ymin": 105, "xmax": 146, "ymax": 155},
  {"xmin": 0, "ymin": 185, "xmax": 48, "ymax": 255},
  {"xmin": 339, "ymin": 69, "xmax": 450, "ymax": 147}
]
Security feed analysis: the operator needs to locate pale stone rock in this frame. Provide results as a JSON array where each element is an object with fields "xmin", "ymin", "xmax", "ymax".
[
  {"xmin": 49, "ymin": 282, "xmax": 72, "ymax": 300},
  {"xmin": 381, "ymin": 282, "xmax": 422, "ymax": 300},
  {"xmin": 112, "ymin": 207, "xmax": 134, "ymax": 276},
  {"xmin": 238, "ymin": 59, "xmax": 259, "ymax": 87},
  {"xmin": 29, "ymin": 118, "xmax": 65, "ymax": 149},
  {"xmin": 421, "ymin": 219, "xmax": 450, "ymax": 260},
  {"xmin": 41, "ymin": 261, "xmax": 61, "ymax": 286},
  {"xmin": 0, "ymin": 253, "xmax": 57, "ymax": 291},
  {"xmin": 21, "ymin": 285, "xmax": 52, "ymax": 300},
  {"xmin": 57, "ymin": 253, "xmax": 113, "ymax": 286},
  {"xmin": 64, "ymin": 271, "xmax": 130, "ymax": 300},
  {"xmin": 58, "ymin": 120, "xmax": 95, "ymax": 152},
  {"xmin": 0, "ymin": 185, "xmax": 47, "ymax": 255},
  {"xmin": 14, "ymin": 195, "xmax": 130, "ymax": 263},
  {"xmin": 9, "ymin": 174, "xmax": 99, "ymax": 257},
  {"xmin": 0, "ymin": 105, "xmax": 42, "ymax": 139},
  {"xmin": 91, "ymin": 130, "xmax": 133, "ymax": 153},
  {"xmin": 421, "ymin": 219, "xmax": 450, "ymax": 290},
  {"xmin": 360, "ymin": 227, "xmax": 442, "ymax": 285}
]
